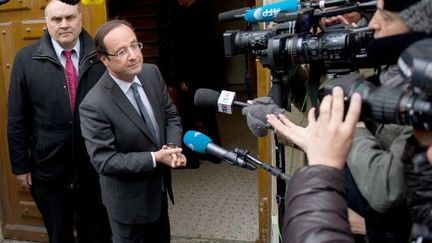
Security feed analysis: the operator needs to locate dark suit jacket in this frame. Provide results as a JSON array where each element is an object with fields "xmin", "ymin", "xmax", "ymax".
[
  {"xmin": 7, "ymin": 29, "xmax": 105, "ymax": 184},
  {"xmin": 79, "ymin": 63, "xmax": 182, "ymax": 224}
]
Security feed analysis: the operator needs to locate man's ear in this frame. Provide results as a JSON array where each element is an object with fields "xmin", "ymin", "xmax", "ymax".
[{"xmin": 98, "ymin": 53, "xmax": 108, "ymax": 66}]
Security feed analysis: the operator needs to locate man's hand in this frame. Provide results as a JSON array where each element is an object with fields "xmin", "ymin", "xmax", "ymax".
[
  {"xmin": 348, "ymin": 208, "xmax": 366, "ymax": 235},
  {"xmin": 267, "ymin": 87, "xmax": 362, "ymax": 170},
  {"xmin": 16, "ymin": 173, "xmax": 32, "ymax": 190},
  {"xmin": 155, "ymin": 146, "xmax": 187, "ymax": 168}
]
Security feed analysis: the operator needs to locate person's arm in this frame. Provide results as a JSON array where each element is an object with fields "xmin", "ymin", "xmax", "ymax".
[
  {"xmin": 284, "ymin": 165, "xmax": 354, "ymax": 243},
  {"xmin": 7, "ymin": 51, "xmax": 33, "ymax": 188},
  {"xmin": 346, "ymin": 124, "xmax": 412, "ymax": 212},
  {"xmin": 267, "ymin": 87, "xmax": 361, "ymax": 242}
]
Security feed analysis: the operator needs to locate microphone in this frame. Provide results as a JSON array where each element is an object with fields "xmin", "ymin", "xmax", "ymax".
[
  {"xmin": 218, "ymin": 0, "xmax": 299, "ymax": 23},
  {"xmin": 59, "ymin": 0, "xmax": 80, "ymax": 4},
  {"xmin": 218, "ymin": 0, "xmax": 354, "ymax": 23},
  {"xmin": 183, "ymin": 131, "xmax": 291, "ymax": 181},
  {"xmin": 183, "ymin": 131, "xmax": 256, "ymax": 170},
  {"xmin": 242, "ymin": 97, "xmax": 286, "ymax": 137},
  {"xmin": 218, "ymin": 7, "xmax": 251, "ymax": 22},
  {"xmin": 59, "ymin": 0, "xmax": 103, "ymax": 5},
  {"xmin": 194, "ymin": 88, "xmax": 249, "ymax": 114},
  {"xmin": 244, "ymin": 0, "xmax": 299, "ymax": 23}
]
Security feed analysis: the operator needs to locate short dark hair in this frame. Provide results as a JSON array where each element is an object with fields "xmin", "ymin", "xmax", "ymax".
[{"xmin": 94, "ymin": 19, "xmax": 134, "ymax": 55}]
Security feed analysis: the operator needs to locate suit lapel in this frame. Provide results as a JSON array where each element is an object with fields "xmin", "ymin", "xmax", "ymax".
[{"xmin": 102, "ymin": 73, "xmax": 160, "ymax": 146}]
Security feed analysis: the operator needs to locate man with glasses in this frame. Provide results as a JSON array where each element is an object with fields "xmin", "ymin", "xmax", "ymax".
[{"xmin": 79, "ymin": 19, "xmax": 187, "ymax": 242}]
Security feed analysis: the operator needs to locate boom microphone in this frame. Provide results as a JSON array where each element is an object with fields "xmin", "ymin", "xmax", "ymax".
[
  {"xmin": 194, "ymin": 88, "xmax": 249, "ymax": 114},
  {"xmin": 183, "ymin": 131, "xmax": 256, "ymax": 170}
]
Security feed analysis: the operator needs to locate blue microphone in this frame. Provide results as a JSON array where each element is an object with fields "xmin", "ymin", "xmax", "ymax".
[
  {"xmin": 183, "ymin": 131, "xmax": 255, "ymax": 170},
  {"xmin": 183, "ymin": 130, "xmax": 212, "ymax": 154},
  {"xmin": 244, "ymin": 0, "xmax": 299, "ymax": 23}
]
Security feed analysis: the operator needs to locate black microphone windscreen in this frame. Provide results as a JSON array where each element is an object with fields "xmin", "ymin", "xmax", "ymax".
[
  {"xmin": 60, "ymin": 0, "xmax": 80, "ymax": 5},
  {"xmin": 194, "ymin": 88, "xmax": 220, "ymax": 107},
  {"xmin": 218, "ymin": 7, "xmax": 249, "ymax": 22}
]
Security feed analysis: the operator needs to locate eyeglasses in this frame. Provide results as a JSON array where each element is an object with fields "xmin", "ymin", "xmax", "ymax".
[{"xmin": 104, "ymin": 42, "xmax": 143, "ymax": 58}]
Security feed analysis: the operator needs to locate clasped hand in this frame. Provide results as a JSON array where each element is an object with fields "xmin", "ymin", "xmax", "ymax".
[{"xmin": 155, "ymin": 145, "xmax": 187, "ymax": 168}]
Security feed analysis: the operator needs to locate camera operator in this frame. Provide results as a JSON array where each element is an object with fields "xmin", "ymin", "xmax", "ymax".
[
  {"xmin": 268, "ymin": 86, "xmax": 432, "ymax": 243},
  {"xmin": 343, "ymin": 0, "xmax": 432, "ymax": 242}
]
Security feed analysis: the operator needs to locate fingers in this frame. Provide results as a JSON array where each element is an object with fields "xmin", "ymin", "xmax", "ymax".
[
  {"xmin": 317, "ymin": 93, "xmax": 333, "ymax": 122},
  {"xmin": 307, "ymin": 107, "xmax": 317, "ymax": 126},
  {"xmin": 336, "ymin": 15, "xmax": 350, "ymax": 25},
  {"xmin": 266, "ymin": 114, "xmax": 295, "ymax": 137},
  {"xmin": 330, "ymin": 87, "xmax": 345, "ymax": 125},
  {"xmin": 344, "ymin": 93, "xmax": 362, "ymax": 129},
  {"xmin": 427, "ymin": 145, "xmax": 432, "ymax": 164},
  {"xmin": 27, "ymin": 173, "xmax": 32, "ymax": 186}
]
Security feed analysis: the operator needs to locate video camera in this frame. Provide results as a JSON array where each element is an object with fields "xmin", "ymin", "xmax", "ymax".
[
  {"xmin": 221, "ymin": 0, "xmax": 376, "ymax": 73},
  {"xmin": 321, "ymin": 38, "xmax": 432, "ymax": 130}
]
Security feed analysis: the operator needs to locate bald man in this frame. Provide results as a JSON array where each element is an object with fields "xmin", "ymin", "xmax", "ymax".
[{"xmin": 7, "ymin": 1, "xmax": 111, "ymax": 242}]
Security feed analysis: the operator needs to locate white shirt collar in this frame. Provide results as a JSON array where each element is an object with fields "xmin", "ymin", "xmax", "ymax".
[
  {"xmin": 109, "ymin": 73, "xmax": 141, "ymax": 94},
  {"xmin": 51, "ymin": 38, "xmax": 81, "ymax": 60}
]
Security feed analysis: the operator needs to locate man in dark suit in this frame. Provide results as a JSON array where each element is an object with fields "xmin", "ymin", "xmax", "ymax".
[
  {"xmin": 7, "ymin": 1, "xmax": 111, "ymax": 242},
  {"xmin": 79, "ymin": 19, "xmax": 187, "ymax": 242}
]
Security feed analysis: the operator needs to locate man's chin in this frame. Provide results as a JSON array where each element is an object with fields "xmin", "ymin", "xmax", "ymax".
[{"xmin": 130, "ymin": 64, "xmax": 142, "ymax": 73}]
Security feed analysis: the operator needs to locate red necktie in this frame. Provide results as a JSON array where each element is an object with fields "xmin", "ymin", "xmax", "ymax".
[{"xmin": 64, "ymin": 50, "xmax": 78, "ymax": 112}]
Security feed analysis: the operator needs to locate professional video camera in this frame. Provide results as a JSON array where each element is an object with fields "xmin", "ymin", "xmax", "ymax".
[
  {"xmin": 321, "ymin": 38, "xmax": 432, "ymax": 130},
  {"xmin": 221, "ymin": 0, "xmax": 376, "ymax": 73}
]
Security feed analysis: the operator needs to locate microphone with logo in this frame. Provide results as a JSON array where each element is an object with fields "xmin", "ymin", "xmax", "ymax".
[
  {"xmin": 218, "ymin": 0, "xmax": 353, "ymax": 23},
  {"xmin": 194, "ymin": 88, "xmax": 248, "ymax": 114},
  {"xmin": 183, "ymin": 130, "xmax": 256, "ymax": 170},
  {"xmin": 194, "ymin": 89, "xmax": 286, "ymax": 137},
  {"xmin": 183, "ymin": 130, "xmax": 291, "ymax": 181}
]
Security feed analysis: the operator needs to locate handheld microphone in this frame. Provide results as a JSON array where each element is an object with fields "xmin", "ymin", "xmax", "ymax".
[
  {"xmin": 194, "ymin": 88, "xmax": 249, "ymax": 114},
  {"xmin": 183, "ymin": 131, "xmax": 256, "ymax": 170}
]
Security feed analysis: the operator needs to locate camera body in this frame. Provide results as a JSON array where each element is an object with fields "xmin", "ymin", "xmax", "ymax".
[
  {"xmin": 222, "ymin": 3, "xmax": 375, "ymax": 73},
  {"xmin": 322, "ymin": 38, "xmax": 432, "ymax": 130}
]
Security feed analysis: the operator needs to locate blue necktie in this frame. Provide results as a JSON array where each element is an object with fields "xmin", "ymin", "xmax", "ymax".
[{"xmin": 130, "ymin": 83, "xmax": 159, "ymax": 143}]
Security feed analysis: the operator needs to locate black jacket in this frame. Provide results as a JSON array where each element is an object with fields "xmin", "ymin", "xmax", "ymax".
[
  {"xmin": 7, "ymin": 29, "xmax": 105, "ymax": 185},
  {"xmin": 402, "ymin": 136, "xmax": 432, "ymax": 241},
  {"xmin": 284, "ymin": 165, "xmax": 354, "ymax": 243}
]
